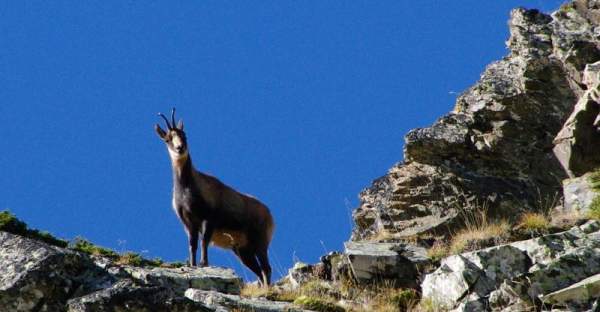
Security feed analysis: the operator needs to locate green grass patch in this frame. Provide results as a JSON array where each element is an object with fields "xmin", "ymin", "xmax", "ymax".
[
  {"xmin": 588, "ymin": 197, "xmax": 600, "ymax": 220},
  {"xmin": 71, "ymin": 237, "xmax": 119, "ymax": 259},
  {"xmin": 416, "ymin": 297, "xmax": 448, "ymax": 312},
  {"xmin": 588, "ymin": 169, "xmax": 600, "ymax": 220},
  {"xmin": 1, "ymin": 210, "xmax": 184, "ymax": 268},
  {"xmin": 71, "ymin": 239, "xmax": 176, "ymax": 268},
  {"xmin": 293, "ymin": 295, "xmax": 345, "ymax": 312},
  {"xmin": 0, "ymin": 210, "xmax": 68, "ymax": 247},
  {"xmin": 165, "ymin": 261, "xmax": 186, "ymax": 268},
  {"xmin": 559, "ymin": 3, "xmax": 575, "ymax": 13},
  {"xmin": 390, "ymin": 288, "xmax": 419, "ymax": 309}
]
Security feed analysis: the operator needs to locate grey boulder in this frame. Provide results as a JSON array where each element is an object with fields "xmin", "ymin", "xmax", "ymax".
[{"xmin": 0, "ymin": 232, "xmax": 113, "ymax": 312}]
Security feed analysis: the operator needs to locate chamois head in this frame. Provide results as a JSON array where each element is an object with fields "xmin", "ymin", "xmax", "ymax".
[{"xmin": 155, "ymin": 108, "xmax": 188, "ymax": 160}]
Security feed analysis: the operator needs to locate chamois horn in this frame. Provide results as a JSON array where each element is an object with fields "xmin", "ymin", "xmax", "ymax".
[
  {"xmin": 171, "ymin": 107, "xmax": 176, "ymax": 129},
  {"xmin": 158, "ymin": 112, "xmax": 172, "ymax": 130}
]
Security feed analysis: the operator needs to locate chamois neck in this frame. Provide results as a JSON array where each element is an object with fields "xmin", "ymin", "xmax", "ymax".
[{"xmin": 171, "ymin": 153, "xmax": 194, "ymax": 185}]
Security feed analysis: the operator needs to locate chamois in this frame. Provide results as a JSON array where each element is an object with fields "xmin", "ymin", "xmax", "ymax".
[{"xmin": 155, "ymin": 108, "xmax": 274, "ymax": 285}]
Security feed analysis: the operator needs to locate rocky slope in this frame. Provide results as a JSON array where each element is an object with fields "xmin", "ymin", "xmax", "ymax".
[
  {"xmin": 0, "ymin": 228, "xmax": 310, "ymax": 311},
  {"xmin": 352, "ymin": 1, "xmax": 600, "ymax": 242},
  {"xmin": 340, "ymin": 1, "xmax": 600, "ymax": 310}
]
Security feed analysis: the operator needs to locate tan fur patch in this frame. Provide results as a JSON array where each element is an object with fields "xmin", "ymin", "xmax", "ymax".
[{"xmin": 211, "ymin": 230, "xmax": 248, "ymax": 250}]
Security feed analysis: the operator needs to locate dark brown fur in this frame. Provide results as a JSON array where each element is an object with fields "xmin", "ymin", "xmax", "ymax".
[{"xmin": 155, "ymin": 109, "xmax": 274, "ymax": 285}]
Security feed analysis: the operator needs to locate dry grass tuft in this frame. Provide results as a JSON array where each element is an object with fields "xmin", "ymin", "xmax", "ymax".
[
  {"xmin": 338, "ymin": 278, "xmax": 421, "ymax": 311},
  {"xmin": 366, "ymin": 286, "xmax": 419, "ymax": 312},
  {"xmin": 369, "ymin": 230, "xmax": 395, "ymax": 242},
  {"xmin": 242, "ymin": 278, "xmax": 338, "ymax": 305},
  {"xmin": 518, "ymin": 212, "xmax": 549, "ymax": 232},
  {"xmin": 115, "ymin": 252, "xmax": 144, "ymax": 266},
  {"xmin": 240, "ymin": 283, "xmax": 271, "ymax": 298},
  {"xmin": 256, "ymin": 277, "xmax": 422, "ymax": 312},
  {"xmin": 449, "ymin": 202, "xmax": 511, "ymax": 254},
  {"xmin": 427, "ymin": 241, "xmax": 449, "ymax": 262},
  {"xmin": 450, "ymin": 220, "xmax": 509, "ymax": 255}
]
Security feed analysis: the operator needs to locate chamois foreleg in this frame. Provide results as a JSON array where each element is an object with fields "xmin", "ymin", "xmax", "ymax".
[
  {"xmin": 187, "ymin": 226, "xmax": 199, "ymax": 267},
  {"xmin": 199, "ymin": 223, "xmax": 214, "ymax": 267}
]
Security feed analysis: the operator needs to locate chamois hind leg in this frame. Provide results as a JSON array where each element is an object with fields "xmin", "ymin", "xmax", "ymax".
[
  {"xmin": 256, "ymin": 248, "xmax": 272, "ymax": 286},
  {"xmin": 237, "ymin": 248, "xmax": 264, "ymax": 285}
]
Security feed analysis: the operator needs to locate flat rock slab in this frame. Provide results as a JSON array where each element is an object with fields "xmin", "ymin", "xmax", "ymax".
[
  {"xmin": 344, "ymin": 241, "xmax": 428, "ymax": 285},
  {"xmin": 125, "ymin": 265, "xmax": 242, "ymax": 295},
  {"xmin": 0, "ymin": 231, "xmax": 112, "ymax": 312},
  {"xmin": 542, "ymin": 273, "xmax": 600, "ymax": 306},
  {"xmin": 185, "ymin": 289, "xmax": 308, "ymax": 312},
  {"xmin": 68, "ymin": 279, "xmax": 211, "ymax": 312}
]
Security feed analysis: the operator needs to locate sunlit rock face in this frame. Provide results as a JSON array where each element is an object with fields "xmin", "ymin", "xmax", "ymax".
[
  {"xmin": 352, "ymin": 2, "xmax": 600, "ymax": 242},
  {"xmin": 422, "ymin": 220, "xmax": 600, "ymax": 311},
  {"xmin": 562, "ymin": 171, "xmax": 599, "ymax": 213}
]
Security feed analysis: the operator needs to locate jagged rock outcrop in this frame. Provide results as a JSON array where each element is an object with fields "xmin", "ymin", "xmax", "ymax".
[
  {"xmin": 352, "ymin": 3, "xmax": 600, "ymax": 241},
  {"xmin": 0, "ymin": 232, "xmax": 114, "ymax": 312},
  {"xmin": 554, "ymin": 61, "xmax": 600, "ymax": 177},
  {"xmin": 421, "ymin": 220, "xmax": 600, "ymax": 311}
]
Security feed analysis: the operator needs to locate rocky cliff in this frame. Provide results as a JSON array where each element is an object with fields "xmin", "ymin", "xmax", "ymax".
[{"xmin": 352, "ymin": 2, "xmax": 600, "ymax": 242}]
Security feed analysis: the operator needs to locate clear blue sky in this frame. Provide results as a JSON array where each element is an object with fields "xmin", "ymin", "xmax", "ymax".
[{"xmin": 0, "ymin": 1, "xmax": 564, "ymax": 281}]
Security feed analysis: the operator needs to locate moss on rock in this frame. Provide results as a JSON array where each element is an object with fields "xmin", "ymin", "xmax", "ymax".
[
  {"xmin": 0, "ymin": 210, "xmax": 68, "ymax": 248},
  {"xmin": 588, "ymin": 168, "xmax": 600, "ymax": 220}
]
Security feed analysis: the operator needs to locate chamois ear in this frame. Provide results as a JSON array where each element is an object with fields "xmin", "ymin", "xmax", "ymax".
[
  {"xmin": 155, "ymin": 124, "xmax": 167, "ymax": 139},
  {"xmin": 177, "ymin": 119, "xmax": 184, "ymax": 130}
]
